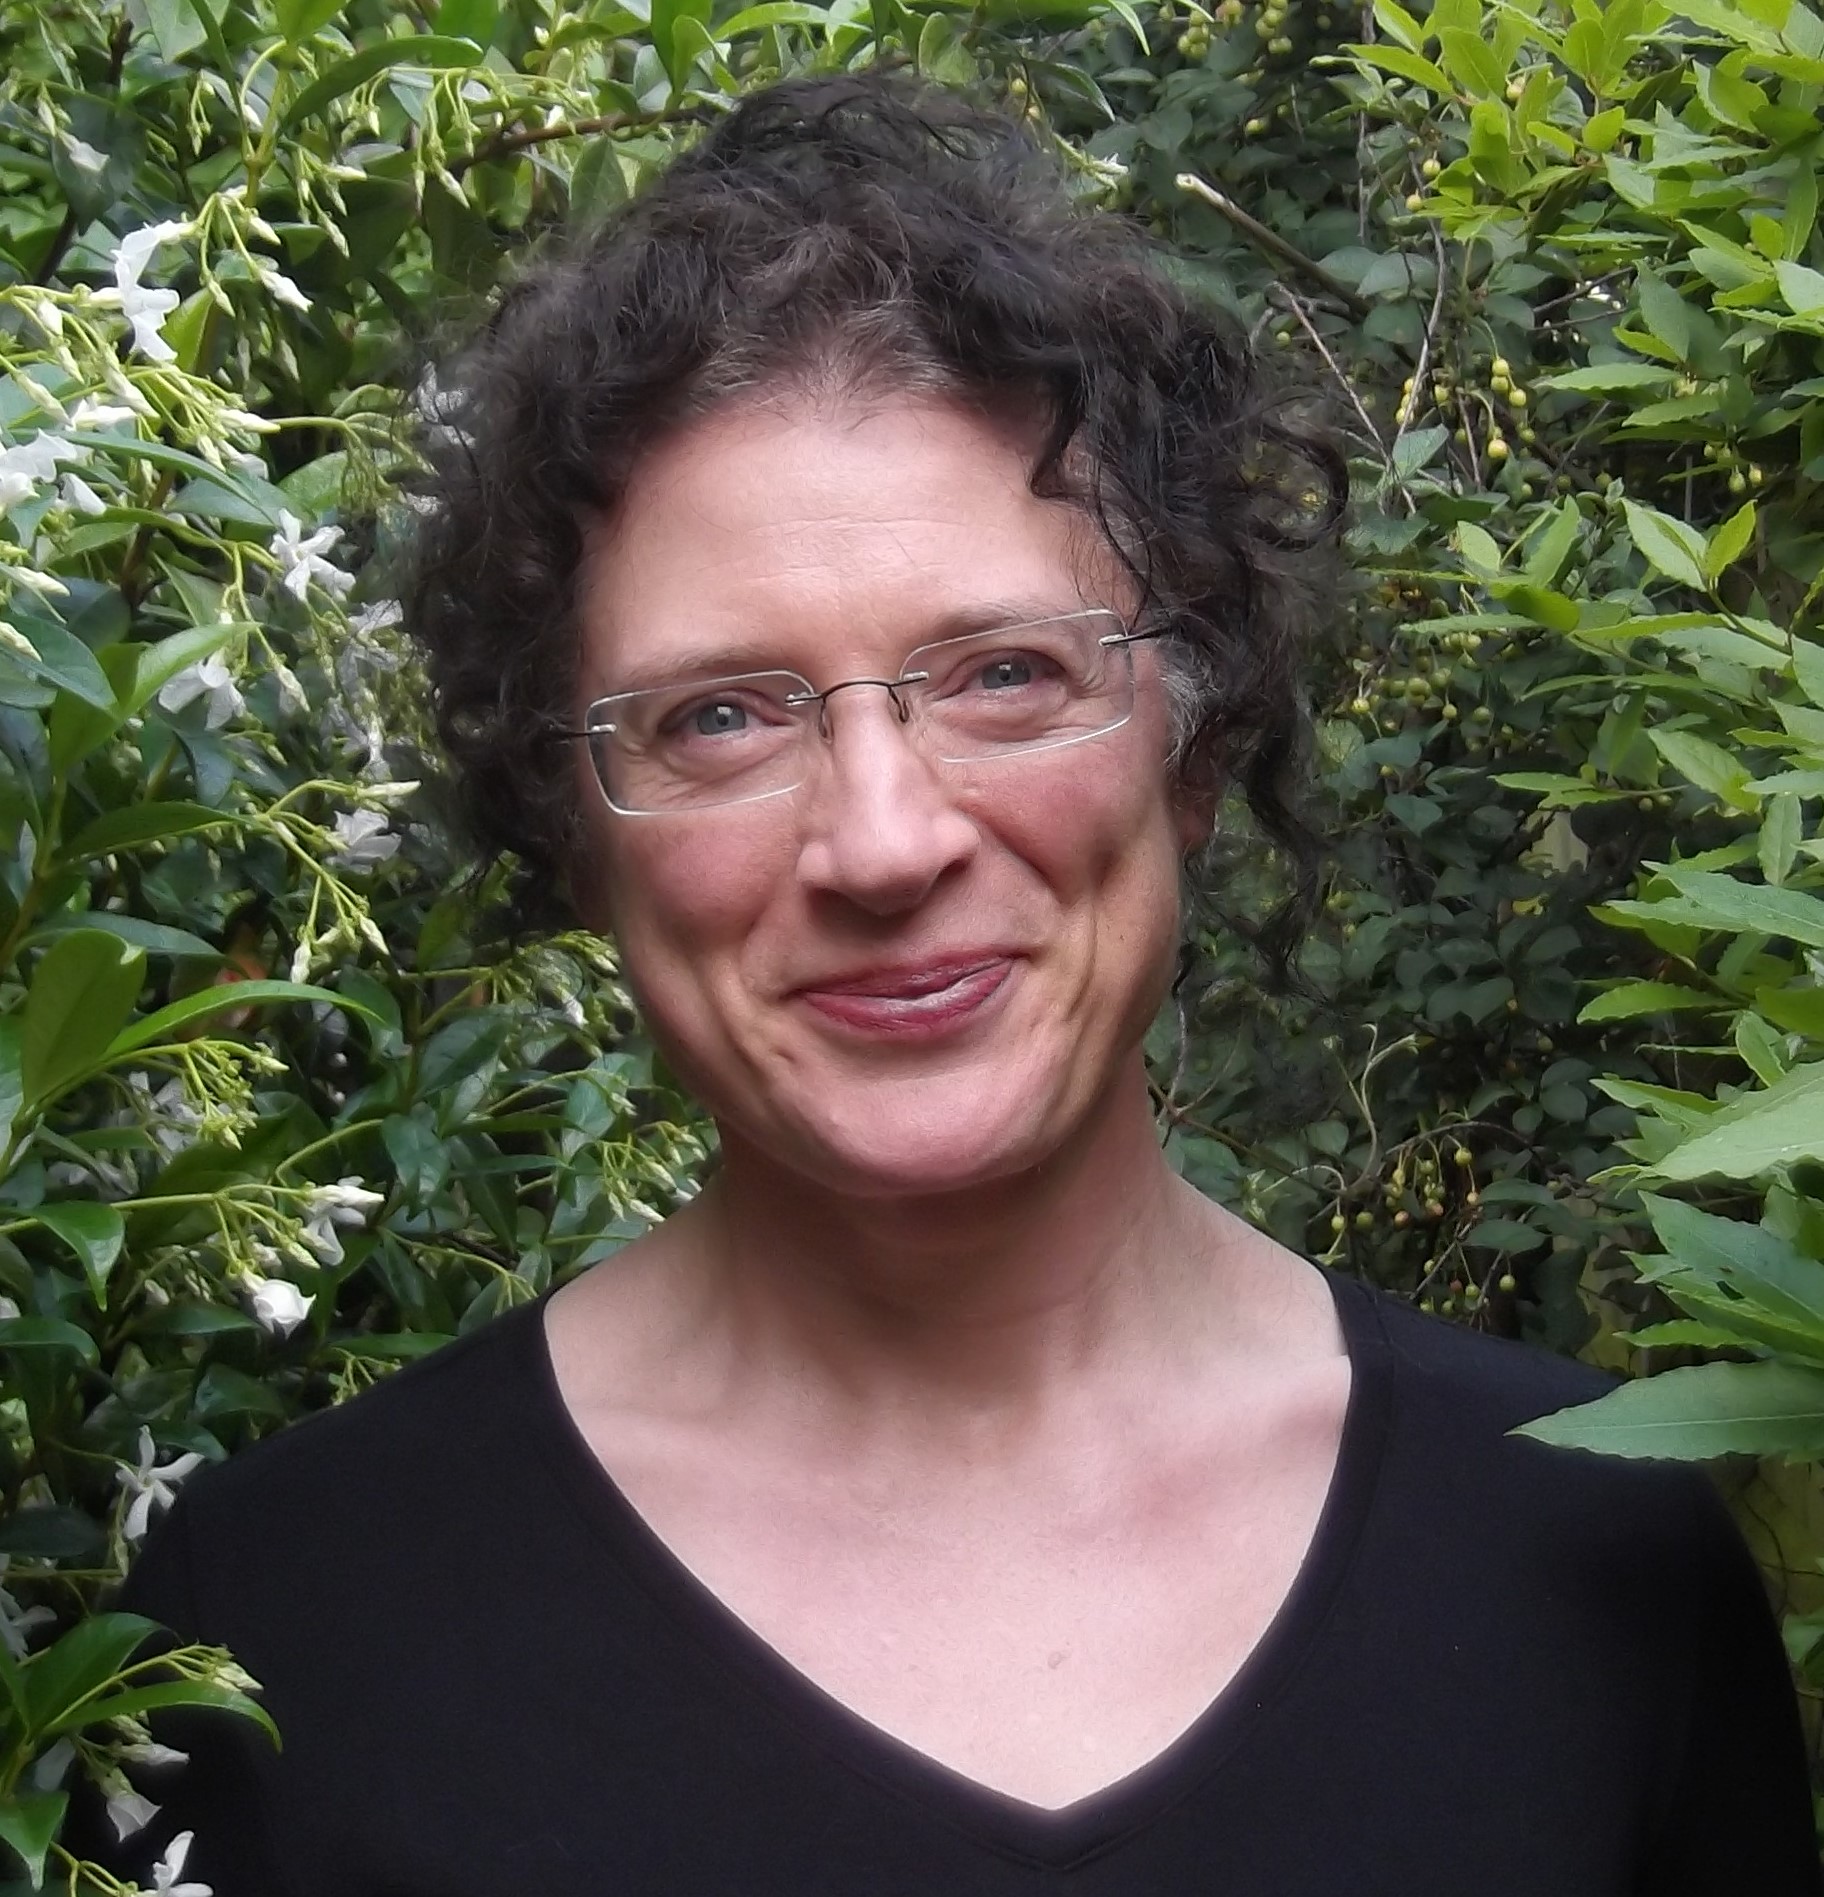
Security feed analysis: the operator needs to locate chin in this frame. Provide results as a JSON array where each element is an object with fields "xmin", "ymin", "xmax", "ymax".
[{"xmin": 754, "ymin": 1066, "xmax": 1069, "ymax": 1201}]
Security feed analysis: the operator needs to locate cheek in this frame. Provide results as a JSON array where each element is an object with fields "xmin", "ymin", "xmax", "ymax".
[{"xmin": 585, "ymin": 820, "xmax": 781, "ymax": 1009}]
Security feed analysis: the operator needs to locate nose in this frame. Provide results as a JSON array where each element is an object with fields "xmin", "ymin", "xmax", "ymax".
[{"xmin": 794, "ymin": 688, "xmax": 979, "ymax": 916}]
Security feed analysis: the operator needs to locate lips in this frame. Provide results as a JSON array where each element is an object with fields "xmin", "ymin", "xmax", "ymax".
[{"xmin": 793, "ymin": 954, "xmax": 1018, "ymax": 1037}]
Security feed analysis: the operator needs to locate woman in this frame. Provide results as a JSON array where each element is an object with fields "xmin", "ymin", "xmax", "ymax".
[{"xmin": 92, "ymin": 71, "xmax": 1816, "ymax": 1894}]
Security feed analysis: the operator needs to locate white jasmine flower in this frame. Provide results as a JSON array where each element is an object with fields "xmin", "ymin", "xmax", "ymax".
[
  {"xmin": 270, "ymin": 509, "xmax": 355, "ymax": 602},
  {"xmin": 151, "ymin": 1829, "xmax": 212, "ymax": 1896},
  {"xmin": 0, "ymin": 1556, "xmax": 55, "ymax": 1659},
  {"xmin": 62, "ymin": 472, "xmax": 107, "ymax": 517},
  {"xmin": 327, "ymin": 807, "xmax": 400, "ymax": 870},
  {"xmin": 106, "ymin": 220, "xmax": 192, "ymax": 364},
  {"xmin": 106, "ymin": 1783, "xmax": 161, "ymax": 1841},
  {"xmin": 347, "ymin": 599, "xmax": 402, "ymax": 636},
  {"xmin": 14, "ymin": 372, "xmax": 69, "ymax": 424},
  {"xmin": 252, "ymin": 261, "xmax": 311, "ymax": 313},
  {"xmin": 9, "ymin": 565, "xmax": 66, "ymax": 601},
  {"xmin": 274, "ymin": 662, "xmax": 308, "ymax": 716},
  {"xmin": 119, "ymin": 1738, "xmax": 190, "ymax": 1769},
  {"xmin": 245, "ymin": 1273, "xmax": 312, "ymax": 1337},
  {"xmin": 217, "ymin": 406, "xmax": 278, "ymax": 435},
  {"xmin": 30, "ymin": 1738, "xmax": 74, "ymax": 1791},
  {"xmin": 27, "ymin": 298, "xmax": 63, "ymax": 341},
  {"xmin": 0, "ymin": 431, "xmax": 84, "ymax": 514},
  {"xmin": 64, "ymin": 135, "xmax": 108, "ymax": 174},
  {"xmin": 69, "ymin": 396, "xmax": 136, "ymax": 433},
  {"xmin": 299, "ymin": 1175, "xmax": 384, "ymax": 1265},
  {"xmin": 0, "ymin": 622, "xmax": 40, "ymax": 661},
  {"xmin": 116, "ymin": 1428, "xmax": 205, "ymax": 1544},
  {"xmin": 156, "ymin": 654, "xmax": 244, "ymax": 728}
]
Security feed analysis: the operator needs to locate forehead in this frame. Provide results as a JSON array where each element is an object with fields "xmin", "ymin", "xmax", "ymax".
[{"xmin": 575, "ymin": 390, "xmax": 1130, "ymax": 690}]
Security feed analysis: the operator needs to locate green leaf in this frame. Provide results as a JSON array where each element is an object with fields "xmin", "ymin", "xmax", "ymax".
[
  {"xmin": 104, "ymin": 981, "xmax": 377, "ymax": 1061},
  {"xmin": 1437, "ymin": 26, "xmax": 1505, "ymax": 94},
  {"xmin": 1348, "ymin": 41, "xmax": 1455, "ymax": 92},
  {"xmin": 1391, "ymin": 424, "xmax": 1449, "ymax": 476},
  {"xmin": 20, "ymin": 931, "xmax": 146, "ymax": 1113},
  {"xmin": 1648, "ymin": 729, "xmax": 1756, "ymax": 809},
  {"xmin": 6, "ymin": 616, "xmax": 115, "ymax": 711},
  {"xmin": 1653, "ymin": 865, "xmax": 1824, "ymax": 946},
  {"xmin": 0, "ymin": 1021, "xmax": 21, "ymax": 1157},
  {"xmin": 1654, "ymin": 1058, "xmax": 1824, "ymax": 1180},
  {"xmin": 1735, "ymin": 1010, "xmax": 1791, "ymax": 1087},
  {"xmin": 432, "ymin": 0, "xmax": 498, "ymax": 39},
  {"xmin": 1537, "ymin": 363, "xmax": 1673, "ymax": 395},
  {"xmin": 280, "ymin": 36, "xmax": 486, "ymax": 131},
  {"xmin": 0, "ymin": 1790, "xmax": 68, "ymax": 1885},
  {"xmin": 62, "ymin": 799, "xmax": 232, "ymax": 862},
  {"xmin": 144, "ymin": 0, "xmax": 209, "ymax": 60},
  {"xmin": 1777, "ymin": 260, "xmax": 1824, "ymax": 317},
  {"xmin": 1463, "ymin": 1218, "xmax": 1548, "ymax": 1251},
  {"xmin": 1634, "ymin": 264, "xmax": 1691, "ymax": 360},
  {"xmin": 1515, "ymin": 1361, "xmax": 1824, "ymax": 1460},
  {"xmin": 29, "ymin": 1202, "xmax": 124, "ymax": 1306},
  {"xmin": 1622, "ymin": 500, "xmax": 1708, "ymax": 590},
  {"xmin": 28, "ymin": 914, "xmax": 221, "ymax": 961},
  {"xmin": 1705, "ymin": 500, "xmax": 1756, "ymax": 582},
  {"xmin": 19, "ymin": 1612, "xmax": 159, "ymax": 1734},
  {"xmin": 1761, "ymin": 793, "xmax": 1801, "ymax": 888},
  {"xmin": 1578, "ymin": 981, "xmax": 1718, "ymax": 1022},
  {"xmin": 0, "ymin": 1318, "xmax": 99, "ymax": 1366},
  {"xmin": 275, "ymin": 0, "xmax": 349, "ymax": 40}
]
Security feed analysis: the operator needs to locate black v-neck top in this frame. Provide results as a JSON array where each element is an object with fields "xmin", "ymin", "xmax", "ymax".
[{"xmin": 75, "ymin": 1269, "xmax": 1819, "ymax": 1894}]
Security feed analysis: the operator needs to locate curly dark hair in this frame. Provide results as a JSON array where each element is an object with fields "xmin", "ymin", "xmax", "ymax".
[{"xmin": 402, "ymin": 66, "xmax": 1347, "ymax": 977}]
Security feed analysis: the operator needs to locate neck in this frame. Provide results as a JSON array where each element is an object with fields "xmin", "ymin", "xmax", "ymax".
[{"xmin": 673, "ymin": 1058, "xmax": 1245, "ymax": 1420}]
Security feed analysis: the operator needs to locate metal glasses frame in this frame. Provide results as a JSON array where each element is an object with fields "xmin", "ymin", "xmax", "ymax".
[{"xmin": 551, "ymin": 609, "xmax": 1165, "ymax": 818}]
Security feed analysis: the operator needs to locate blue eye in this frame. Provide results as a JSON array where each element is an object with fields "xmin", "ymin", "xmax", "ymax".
[
  {"xmin": 692, "ymin": 700, "xmax": 749, "ymax": 735},
  {"xmin": 978, "ymin": 655, "xmax": 1035, "ymax": 690}
]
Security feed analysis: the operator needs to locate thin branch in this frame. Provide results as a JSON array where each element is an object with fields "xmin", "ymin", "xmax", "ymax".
[
  {"xmin": 1268, "ymin": 284, "xmax": 1387, "ymax": 463},
  {"xmin": 1384, "ymin": 215, "xmax": 1451, "ymax": 490},
  {"xmin": 1175, "ymin": 171, "xmax": 1371, "ymax": 316},
  {"xmin": 452, "ymin": 103, "xmax": 712, "ymax": 178}
]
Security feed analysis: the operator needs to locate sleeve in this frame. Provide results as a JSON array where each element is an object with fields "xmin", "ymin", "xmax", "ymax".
[
  {"xmin": 1633, "ymin": 1476, "xmax": 1822, "ymax": 1896},
  {"xmin": 58, "ymin": 1491, "xmax": 296, "ymax": 1896}
]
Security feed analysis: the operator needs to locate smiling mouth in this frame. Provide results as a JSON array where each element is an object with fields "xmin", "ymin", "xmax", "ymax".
[{"xmin": 795, "ymin": 958, "xmax": 1017, "ymax": 1037}]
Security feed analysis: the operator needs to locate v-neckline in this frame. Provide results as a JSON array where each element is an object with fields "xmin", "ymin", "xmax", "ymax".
[{"xmin": 510, "ymin": 1266, "xmax": 1395, "ymax": 1870}]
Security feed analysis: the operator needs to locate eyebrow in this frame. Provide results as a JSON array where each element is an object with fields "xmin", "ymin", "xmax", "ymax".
[{"xmin": 599, "ymin": 596, "xmax": 1104, "ymax": 697}]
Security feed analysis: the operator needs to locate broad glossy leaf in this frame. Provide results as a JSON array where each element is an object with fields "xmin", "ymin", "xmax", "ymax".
[
  {"xmin": 29, "ymin": 1201, "xmax": 124, "ymax": 1306},
  {"xmin": 1578, "ymin": 981, "xmax": 1717, "ymax": 1022},
  {"xmin": 1653, "ymin": 1059, "xmax": 1824, "ymax": 1180},
  {"xmin": 282, "ymin": 36, "xmax": 487, "ymax": 129},
  {"xmin": 20, "ymin": 931, "xmax": 146, "ymax": 1112},
  {"xmin": 1515, "ymin": 1360, "xmax": 1824, "ymax": 1460},
  {"xmin": 104, "ymin": 980, "xmax": 376, "ymax": 1060},
  {"xmin": 0, "ymin": 1791, "xmax": 68, "ymax": 1885}
]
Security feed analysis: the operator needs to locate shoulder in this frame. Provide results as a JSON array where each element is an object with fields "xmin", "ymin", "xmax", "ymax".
[
  {"xmin": 152, "ymin": 1294, "xmax": 549, "ymax": 1575},
  {"xmin": 1343, "ymin": 1271, "xmax": 1618, "ymax": 1425},
  {"xmin": 1335, "ymin": 1272, "xmax": 1747, "ymax": 1585}
]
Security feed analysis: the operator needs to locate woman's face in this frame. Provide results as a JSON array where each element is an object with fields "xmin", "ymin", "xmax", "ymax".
[{"xmin": 572, "ymin": 389, "xmax": 1204, "ymax": 1198}]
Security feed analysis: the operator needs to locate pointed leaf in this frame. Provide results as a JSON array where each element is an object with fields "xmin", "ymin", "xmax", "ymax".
[
  {"xmin": 103, "ymin": 980, "xmax": 374, "ymax": 1060},
  {"xmin": 1622, "ymin": 499, "xmax": 1708, "ymax": 590},
  {"xmin": 1578, "ymin": 981, "xmax": 1717, "ymax": 1022},
  {"xmin": 1514, "ymin": 1360, "xmax": 1824, "ymax": 1460},
  {"xmin": 29, "ymin": 1203, "xmax": 125, "ymax": 1307},
  {"xmin": 20, "ymin": 931, "xmax": 146, "ymax": 1113},
  {"xmin": 1653, "ymin": 1058, "xmax": 1824, "ymax": 1180},
  {"xmin": 0, "ymin": 1791, "xmax": 68, "ymax": 1885}
]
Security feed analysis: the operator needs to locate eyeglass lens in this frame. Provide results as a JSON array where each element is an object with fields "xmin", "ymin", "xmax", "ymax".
[{"xmin": 587, "ymin": 612, "xmax": 1136, "ymax": 815}]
